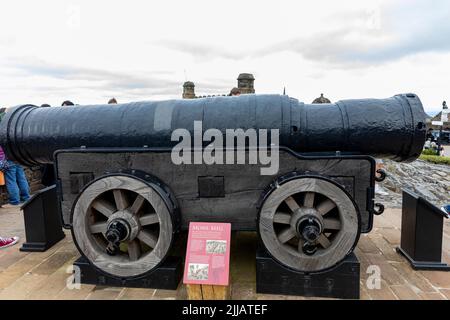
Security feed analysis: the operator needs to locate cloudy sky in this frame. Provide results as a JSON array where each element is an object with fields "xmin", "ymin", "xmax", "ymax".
[{"xmin": 0, "ymin": 0, "xmax": 449, "ymax": 114}]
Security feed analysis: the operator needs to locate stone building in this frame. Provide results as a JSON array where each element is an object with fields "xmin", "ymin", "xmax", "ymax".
[
  {"xmin": 182, "ymin": 73, "xmax": 255, "ymax": 99},
  {"xmin": 312, "ymin": 93, "xmax": 331, "ymax": 104},
  {"xmin": 426, "ymin": 102, "xmax": 450, "ymax": 131},
  {"xmin": 237, "ymin": 73, "xmax": 255, "ymax": 94},
  {"xmin": 182, "ymin": 81, "xmax": 196, "ymax": 99},
  {"xmin": 427, "ymin": 112, "xmax": 450, "ymax": 130}
]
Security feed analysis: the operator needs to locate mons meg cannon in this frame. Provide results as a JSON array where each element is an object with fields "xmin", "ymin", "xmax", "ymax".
[{"xmin": 0, "ymin": 94, "xmax": 426, "ymax": 279}]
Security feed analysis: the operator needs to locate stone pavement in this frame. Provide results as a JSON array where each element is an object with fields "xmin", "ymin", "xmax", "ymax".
[{"xmin": 0, "ymin": 206, "xmax": 449, "ymax": 300}]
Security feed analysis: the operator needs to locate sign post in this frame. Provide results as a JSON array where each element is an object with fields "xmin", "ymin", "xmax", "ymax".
[{"xmin": 183, "ymin": 222, "xmax": 232, "ymax": 300}]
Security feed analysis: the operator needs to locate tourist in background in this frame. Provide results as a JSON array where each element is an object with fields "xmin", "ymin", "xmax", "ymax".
[
  {"xmin": 0, "ymin": 146, "xmax": 30, "ymax": 208},
  {"xmin": 229, "ymin": 88, "xmax": 241, "ymax": 96},
  {"xmin": 0, "ymin": 107, "xmax": 20, "ymax": 248},
  {"xmin": 426, "ymin": 129, "xmax": 434, "ymax": 142},
  {"xmin": 61, "ymin": 100, "xmax": 74, "ymax": 106},
  {"xmin": 0, "ymin": 110, "xmax": 31, "ymax": 208}
]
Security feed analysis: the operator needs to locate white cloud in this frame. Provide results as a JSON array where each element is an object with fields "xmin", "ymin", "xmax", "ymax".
[{"xmin": 0, "ymin": 0, "xmax": 449, "ymax": 112}]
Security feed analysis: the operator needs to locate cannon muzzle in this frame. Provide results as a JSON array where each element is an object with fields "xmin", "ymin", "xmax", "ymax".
[{"xmin": 0, "ymin": 94, "xmax": 426, "ymax": 166}]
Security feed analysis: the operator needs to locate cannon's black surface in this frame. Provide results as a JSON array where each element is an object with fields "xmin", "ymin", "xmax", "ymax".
[{"xmin": 0, "ymin": 94, "xmax": 426, "ymax": 166}]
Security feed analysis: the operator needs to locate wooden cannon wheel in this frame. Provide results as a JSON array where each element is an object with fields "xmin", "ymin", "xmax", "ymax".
[
  {"xmin": 71, "ymin": 174, "xmax": 176, "ymax": 278},
  {"xmin": 259, "ymin": 176, "xmax": 360, "ymax": 273}
]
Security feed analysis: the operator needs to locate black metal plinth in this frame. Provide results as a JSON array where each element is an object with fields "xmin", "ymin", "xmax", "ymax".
[
  {"xmin": 73, "ymin": 256, "xmax": 183, "ymax": 290},
  {"xmin": 256, "ymin": 247, "xmax": 360, "ymax": 299},
  {"xmin": 397, "ymin": 189, "xmax": 449, "ymax": 271},
  {"xmin": 20, "ymin": 185, "xmax": 65, "ymax": 252},
  {"xmin": 396, "ymin": 247, "xmax": 450, "ymax": 271}
]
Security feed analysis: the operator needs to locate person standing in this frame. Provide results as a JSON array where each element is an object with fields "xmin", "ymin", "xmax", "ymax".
[
  {"xmin": 0, "ymin": 146, "xmax": 30, "ymax": 208},
  {"xmin": 0, "ymin": 106, "xmax": 30, "ymax": 207},
  {"xmin": 0, "ymin": 108, "xmax": 21, "ymax": 247}
]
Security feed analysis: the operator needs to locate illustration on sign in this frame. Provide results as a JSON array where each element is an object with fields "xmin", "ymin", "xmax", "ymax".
[{"xmin": 183, "ymin": 222, "xmax": 231, "ymax": 286}]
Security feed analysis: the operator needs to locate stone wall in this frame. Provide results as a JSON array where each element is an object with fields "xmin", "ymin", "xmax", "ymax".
[
  {"xmin": 376, "ymin": 159, "xmax": 449, "ymax": 208},
  {"xmin": 25, "ymin": 166, "xmax": 44, "ymax": 193}
]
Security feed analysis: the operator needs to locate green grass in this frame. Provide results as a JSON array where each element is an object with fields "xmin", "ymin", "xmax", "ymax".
[
  {"xmin": 419, "ymin": 154, "xmax": 450, "ymax": 165},
  {"xmin": 422, "ymin": 148, "xmax": 439, "ymax": 156}
]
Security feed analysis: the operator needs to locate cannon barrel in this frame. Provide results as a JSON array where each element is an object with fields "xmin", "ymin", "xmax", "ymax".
[{"xmin": 0, "ymin": 93, "xmax": 426, "ymax": 166}]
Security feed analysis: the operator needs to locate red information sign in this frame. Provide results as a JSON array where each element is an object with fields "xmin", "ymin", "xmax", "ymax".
[{"xmin": 183, "ymin": 222, "xmax": 231, "ymax": 286}]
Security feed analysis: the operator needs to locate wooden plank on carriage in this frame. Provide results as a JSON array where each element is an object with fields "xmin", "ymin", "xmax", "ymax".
[{"xmin": 184, "ymin": 222, "xmax": 231, "ymax": 300}]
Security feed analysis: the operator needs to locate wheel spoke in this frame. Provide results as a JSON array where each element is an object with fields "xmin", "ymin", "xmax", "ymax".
[
  {"xmin": 130, "ymin": 195, "xmax": 146, "ymax": 214},
  {"xmin": 278, "ymin": 227, "xmax": 296, "ymax": 244},
  {"xmin": 273, "ymin": 212, "xmax": 291, "ymax": 224},
  {"xmin": 89, "ymin": 222, "xmax": 107, "ymax": 234},
  {"xmin": 316, "ymin": 199, "xmax": 336, "ymax": 216},
  {"xmin": 303, "ymin": 192, "xmax": 315, "ymax": 208},
  {"xmin": 137, "ymin": 230, "xmax": 158, "ymax": 248},
  {"xmin": 297, "ymin": 238, "xmax": 305, "ymax": 253},
  {"xmin": 91, "ymin": 199, "xmax": 116, "ymax": 217},
  {"xmin": 113, "ymin": 189, "xmax": 129, "ymax": 211},
  {"xmin": 140, "ymin": 213, "xmax": 159, "ymax": 226},
  {"xmin": 128, "ymin": 240, "xmax": 141, "ymax": 261},
  {"xmin": 323, "ymin": 218, "xmax": 341, "ymax": 230},
  {"xmin": 317, "ymin": 234, "xmax": 331, "ymax": 248},
  {"xmin": 284, "ymin": 196, "xmax": 300, "ymax": 212}
]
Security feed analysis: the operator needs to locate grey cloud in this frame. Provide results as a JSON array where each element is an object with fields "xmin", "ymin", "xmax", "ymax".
[
  {"xmin": 257, "ymin": 0, "xmax": 450, "ymax": 67},
  {"xmin": 8, "ymin": 57, "xmax": 182, "ymax": 95},
  {"xmin": 4, "ymin": 57, "xmax": 238, "ymax": 101},
  {"xmin": 155, "ymin": 1, "xmax": 450, "ymax": 68},
  {"xmin": 155, "ymin": 39, "xmax": 248, "ymax": 61}
]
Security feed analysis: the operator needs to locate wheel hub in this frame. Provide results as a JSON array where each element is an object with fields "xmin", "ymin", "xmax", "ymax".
[
  {"xmin": 105, "ymin": 209, "xmax": 142, "ymax": 256},
  {"xmin": 106, "ymin": 210, "xmax": 141, "ymax": 241},
  {"xmin": 106, "ymin": 218, "xmax": 131, "ymax": 243},
  {"xmin": 297, "ymin": 215, "xmax": 323, "ymax": 242},
  {"xmin": 105, "ymin": 218, "xmax": 131, "ymax": 255},
  {"xmin": 291, "ymin": 207, "xmax": 324, "ymax": 242}
]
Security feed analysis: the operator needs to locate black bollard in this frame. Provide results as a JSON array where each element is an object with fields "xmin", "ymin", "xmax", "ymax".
[
  {"xmin": 397, "ymin": 189, "xmax": 450, "ymax": 271},
  {"xmin": 20, "ymin": 185, "xmax": 65, "ymax": 252}
]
